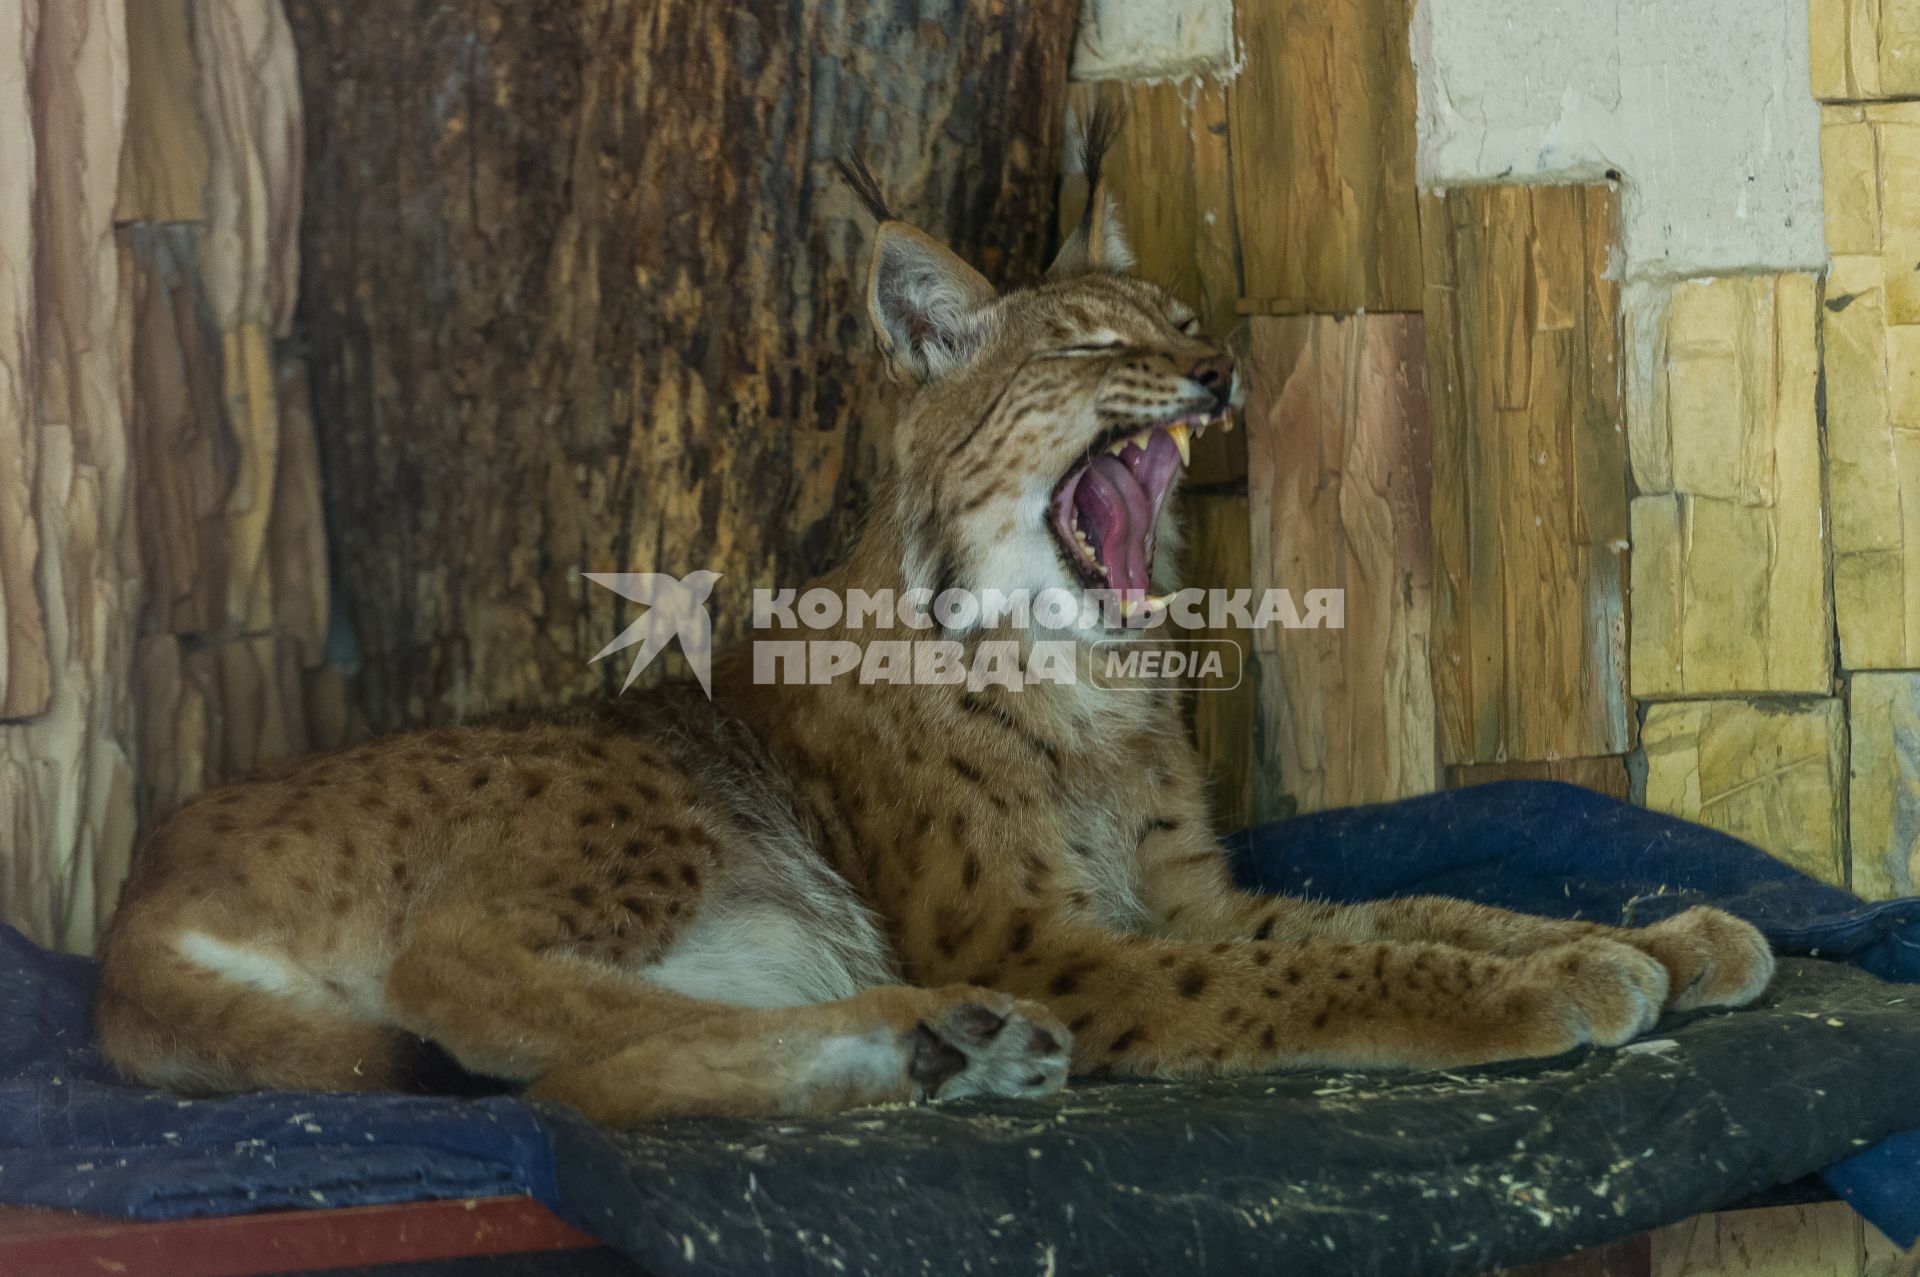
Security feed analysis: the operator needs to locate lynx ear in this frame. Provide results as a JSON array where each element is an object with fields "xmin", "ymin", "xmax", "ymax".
[
  {"xmin": 865, "ymin": 222, "xmax": 998, "ymax": 382},
  {"xmin": 1048, "ymin": 185, "xmax": 1135, "ymax": 278}
]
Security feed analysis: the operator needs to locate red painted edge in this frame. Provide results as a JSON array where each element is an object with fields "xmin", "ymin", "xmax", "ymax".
[{"xmin": 0, "ymin": 1195, "xmax": 602, "ymax": 1277}]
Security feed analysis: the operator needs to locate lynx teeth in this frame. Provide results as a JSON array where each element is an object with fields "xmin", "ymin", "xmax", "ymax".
[
  {"xmin": 1106, "ymin": 422, "xmax": 1195, "ymax": 463},
  {"xmin": 1117, "ymin": 593, "xmax": 1177, "ymax": 618},
  {"xmin": 1165, "ymin": 423, "xmax": 1192, "ymax": 466}
]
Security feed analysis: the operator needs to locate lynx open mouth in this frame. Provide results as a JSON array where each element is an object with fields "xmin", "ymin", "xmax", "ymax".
[{"xmin": 1049, "ymin": 408, "xmax": 1229, "ymax": 617}]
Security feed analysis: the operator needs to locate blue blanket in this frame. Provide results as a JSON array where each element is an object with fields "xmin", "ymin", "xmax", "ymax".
[{"xmin": 2, "ymin": 781, "xmax": 1916, "ymax": 1248}]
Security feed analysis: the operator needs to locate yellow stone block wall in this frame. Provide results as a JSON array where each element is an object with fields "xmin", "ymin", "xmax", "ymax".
[
  {"xmin": 1628, "ymin": 274, "xmax": 1832, "ymax": 698},
  {"xmin": 1810, "ymin": 0, "xmax": 1920, "ymax": 101},
  {"xmin": 1822, "ymin": 103, "xmax": 1920, "ymax": 671},
  {"xmin": 1639, "ymin": 700, "xmax": 1849, "ymax": 886},
  {"xmin": 1848, "ymin": 672, "xmax": 1920, "ymax": 898},
  {"xmin": 1625, "ymin": 272, "xmax": 1854, "ymax": 891},
  {"xmin": 1629, "ymin": 8, "xmax": 1920, "ymax": 902}
]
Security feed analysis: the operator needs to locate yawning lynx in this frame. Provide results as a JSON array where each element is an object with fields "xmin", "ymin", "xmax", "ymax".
[{"xmin": 95, "ymin": 137, "xmax": 1774, "ymax": 1122}]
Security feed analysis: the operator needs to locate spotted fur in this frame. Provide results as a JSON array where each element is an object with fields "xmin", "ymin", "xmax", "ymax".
[{"xmin": 95, "ymin": 171, "xmax": 1773, "ymax": 1123}]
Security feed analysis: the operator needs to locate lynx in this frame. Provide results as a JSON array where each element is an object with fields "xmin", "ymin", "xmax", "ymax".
[{"xmin": 96, "ymin": 138, "xmax": 1773, "ymax": 1123}]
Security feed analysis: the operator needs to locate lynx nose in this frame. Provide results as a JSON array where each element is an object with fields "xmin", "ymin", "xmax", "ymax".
[{"xmin": 1187, "ymin": 355, "xmax": 1235, "ymax": 410}]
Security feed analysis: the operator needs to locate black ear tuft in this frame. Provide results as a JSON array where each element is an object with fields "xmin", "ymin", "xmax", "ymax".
[
  {"xmin": 1075, "ymin": 96, "xmax": 1128, "ymax": 249},
  {"xmin": 835, "ymin": 154, "xmax": 896, "ymax": 225},
  {"xmin": 1076, "ymin": 97, "xmax": 1124, "ymax": 240},
  {"xmin": 1049, "ymin": 99, "xmax": 1135, "ymax": 278}
]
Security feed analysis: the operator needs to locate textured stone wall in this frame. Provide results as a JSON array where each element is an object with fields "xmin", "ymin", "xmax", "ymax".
[{"xmin": 1, "ymin": 0, "xmax": 339, "ymax": 953}]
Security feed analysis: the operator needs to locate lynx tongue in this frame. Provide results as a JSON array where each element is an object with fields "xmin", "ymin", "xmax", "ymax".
[{"xmin": 1074, "ymin": 454, "xmax": 1153, "ymax": 596}]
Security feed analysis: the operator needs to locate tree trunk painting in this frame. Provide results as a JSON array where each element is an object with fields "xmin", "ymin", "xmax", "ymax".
[{"xmin": 286, "ymin": 2, "xmax": 1082, "ymax": 730}]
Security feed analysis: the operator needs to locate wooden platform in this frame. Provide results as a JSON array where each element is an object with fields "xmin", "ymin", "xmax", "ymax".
[{"xmin": 0, "ymin": 1196, "xmax": 603, "ymax": 1277}]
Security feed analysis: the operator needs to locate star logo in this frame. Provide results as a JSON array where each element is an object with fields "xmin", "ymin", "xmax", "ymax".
[{"xmin": 583, "ymin": 570, "xmax": 722, "ymax": 697}]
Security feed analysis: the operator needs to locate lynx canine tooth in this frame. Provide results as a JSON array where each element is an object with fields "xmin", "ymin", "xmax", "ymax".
[{"xmin": 1165, "ymin": 424, "xmax": 1192, "ymax": 467}]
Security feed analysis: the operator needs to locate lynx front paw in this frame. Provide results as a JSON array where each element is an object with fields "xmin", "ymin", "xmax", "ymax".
[
  {"xmin": 1519, "ymin": 938, "xmax": 1668, "ymax": 1050},
  {"xmin": 906, "ymin": 989, "xmax": 1071, "ymax": 1102},
  {"xmin": 1630, "ymin": 907, "xmax": 1775, "ymax": 1012}
]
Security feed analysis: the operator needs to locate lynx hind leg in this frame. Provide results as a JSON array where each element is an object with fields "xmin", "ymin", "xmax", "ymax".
[
  {"xmin": 528, "ymin": 985, "xmax": 1071, "ymax": 1124},
  {"xmin": 96, "ymin": 920, "xmax": 406, "ymax": 1094}
]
